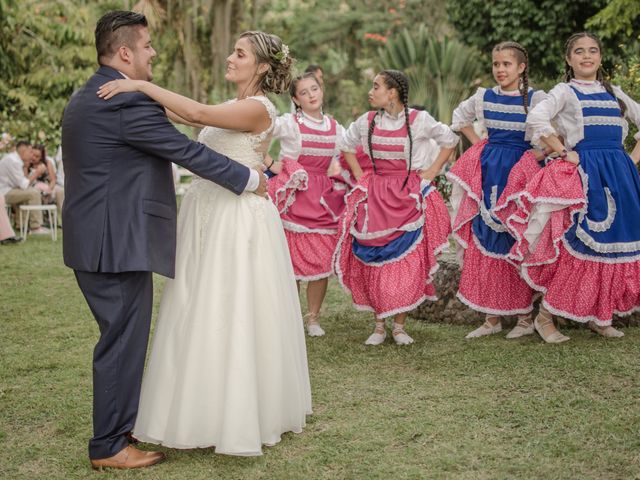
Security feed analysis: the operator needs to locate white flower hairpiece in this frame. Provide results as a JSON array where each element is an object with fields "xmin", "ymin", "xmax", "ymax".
[{"xmin": 274, "ymin": 44, "xmax": 289, "ymax": 64}]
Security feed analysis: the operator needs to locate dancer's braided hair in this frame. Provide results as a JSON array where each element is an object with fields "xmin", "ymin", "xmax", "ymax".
[
  {"xmin": 493, "ymin": 41, "xmax": 530, "ymax": 113},
  {"xmin": 564, "ymin": 32, "xmax": 626, "ymax": 116},
  {"xmin": 367, "ymin": 69, "xmax": 413, "ymax": 188}
]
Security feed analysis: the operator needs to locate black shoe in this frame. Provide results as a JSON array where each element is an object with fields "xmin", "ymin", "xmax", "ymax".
[{"xmin": 0, "ymin": 236, "xmax": 22, "ymax": 245}]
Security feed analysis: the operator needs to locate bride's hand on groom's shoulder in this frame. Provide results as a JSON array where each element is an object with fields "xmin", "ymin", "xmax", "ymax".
[{"xmin": 97, "ymin": 79, "xmax": 144, "ymax": 100}]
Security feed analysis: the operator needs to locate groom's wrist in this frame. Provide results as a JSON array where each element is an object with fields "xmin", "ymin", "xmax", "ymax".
[{"xmin": 244, "ymin": 169, "xmax": 259, "ymax": 192}]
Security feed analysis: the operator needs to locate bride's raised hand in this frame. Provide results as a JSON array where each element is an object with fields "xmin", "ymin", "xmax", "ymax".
[{"xmin": 97, "ymin": 79, "xmax": 145, "ymax": 100}]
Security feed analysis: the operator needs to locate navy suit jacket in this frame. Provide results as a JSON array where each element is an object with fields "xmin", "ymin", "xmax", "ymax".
[{"xmin": 62, "ymin": 66, "xmax": 250, "ymax": 278}]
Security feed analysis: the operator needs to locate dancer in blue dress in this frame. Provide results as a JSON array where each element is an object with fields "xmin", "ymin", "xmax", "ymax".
[
  {"xmin": 447, "ymin": 42, "xmax": 546, "ymax": 339},
  {"xmin": 506, "ymin": 32, "xmax": 640, "ymax": 342}
]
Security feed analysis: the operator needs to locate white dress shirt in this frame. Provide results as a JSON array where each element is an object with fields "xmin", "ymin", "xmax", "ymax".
[{"xmin": 0, "ymin": 152, "xmax": 29, "ymax": 196}]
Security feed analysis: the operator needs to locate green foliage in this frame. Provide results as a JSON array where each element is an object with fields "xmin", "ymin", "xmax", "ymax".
[
  {"xmin": 377, "ymin": 25, "xmax": 485, "ymax": 125},
  {"xmin": 611, "ymin": 48, "xmax": 640, "ymax": 151},
  {"xmin": 446, "ymin": 0, "xmax": 606, "ymax": 82},
  {"xmin": 258, "ymin": 0, "xmax": 450, "ymax": 122},
  {"xmin": 0, "ymin": 0, "xmax": 96, "ymax": 146},
  {"xmin": 586, "ymin": 0, "xmax": 640, "ymax": 41}
]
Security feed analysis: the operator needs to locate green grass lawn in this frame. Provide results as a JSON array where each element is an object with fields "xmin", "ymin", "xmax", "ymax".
[{"xmin": 1, "ymin": 236, "xmax": 640, "ymax": 479}]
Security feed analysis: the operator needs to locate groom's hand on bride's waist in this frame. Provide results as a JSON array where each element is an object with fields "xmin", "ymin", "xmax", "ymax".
[{"xmin": 252, "ymin": 167, "xmax": 268, "ymax": 198}]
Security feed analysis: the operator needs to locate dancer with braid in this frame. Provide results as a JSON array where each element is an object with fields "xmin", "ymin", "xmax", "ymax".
[
  {"xmin": 447, "ymin": 41, "xmax": 547, "ymax": 339},
  {"xmin": 268, "ymin": 72, "xmax": 347, "ymax": 336},
  {"xmin": 507, "ymin": 32, "xmax": 640, "ymax": 342},
  {"xmin": 336, "ymin": 70, "xmax": 458, "ymax": 345}
]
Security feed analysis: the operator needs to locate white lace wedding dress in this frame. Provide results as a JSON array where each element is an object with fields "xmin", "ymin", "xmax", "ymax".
[{"xmin": 133, "ymin": 96, "xmax": 312, "ymax": 456}]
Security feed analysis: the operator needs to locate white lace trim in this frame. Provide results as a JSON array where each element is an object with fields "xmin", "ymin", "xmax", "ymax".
[
  {"xmin": 575, "ymin": 225, "xmax": 640, "ymax": 253},
  {"xmin": 585, "ymin": 187, "xmax": 616, "ymax": 232},
  {"xmin": 319, "ymin": 196, "xmax": 342, "ymax": 222},
  {"xmin": 333, "ymin": 186, "xmax": 448, "ymax": 318},
  {"xmin": 300, "ymin": 133, "xmax": 336, "ymax": 144},
  {"xmin": 562, "ymin": 237, "xmax": 640, "ymax": 264},
  {"xmin": 540, "ymin": 298, "xmax": 638, "ymax": 326},
  {"xmin": 295, "ymin": 271, "xmax": 333, "ymax": 281},
  {"xmin": 456, "ymin": 291, "xmax": 534, "ymax": 316},
  {"xmin": 369, "ymin": 151, "xmax": 408, "ymax": 161},
  {"xmin": 299, "ymin": 147, "xmax": 336, "ymax": 158},
  {"xmin": 485, "ymin": 119, "xmax": 526, "ymax": 132},
  {"xmin": 446, "ymin": 171, "xmax": 482, "ymax": 210},
  {"xmin": 530, "ymin": 126, "xmax": 557, "ymax": 149},
  {"xmin": 579, "ymin": 99, "xmax": 621, "ymax": 110},
  {"xmin": 352, "ymin": 216, "xmax": 425, "ymax": 240},
  {"xmin": 582, "ymin": 116, "xmax": 625, "ymax": 127},
  {"xmin": 469, "ymin": 232, "xmax": 518, "ymax": 267},
  {"xmin": 483, "ymin": 102, "xmax": 527, "ymax": 114},
  {"xmin": 281, "ymin": 220, "xmax": 337, "ymax": 235},
  {"xmin": 274, "ymin": 167, "xmax": 308, "ymax": 215},
  {"xmin": 371, "ymin": 135, "xmax": 406, "ymax": 146},
  {"xmin": 479, "ymin": 185, "xmax": 508, "ymax": 233},
  {"xmin": 244, "ymin": 95, "xmax": 277, "ymax": 143},
  {"xmin": 347, "ymin": 294, "xmax": 436, "ymax": 320}
]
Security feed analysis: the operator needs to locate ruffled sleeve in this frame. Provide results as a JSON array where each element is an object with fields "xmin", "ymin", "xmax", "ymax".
[
  {"xmin": 272, "ymin": 113, "xmax": 301, "ymax": 160},
  {"xmin": 451, "ymin": 88, "xmax": 484, "ymax": 132},
  {"xmin": 613, "ymin": 86, "xmax": 640, "ymax": 141},
  {"xmin": 340, "ymin": 113, "xmax": 369, "ymax": 153},
  {"xmin": 417, "ymin": 110, "xmax": 459, "ymax": 149},
  {"xmin": 525, "ymin": 83, "xmax": 571, "ymax": 148},
  {"xmin": 529, "ymin": 89, "xmax": 548, "ymax": 109}
]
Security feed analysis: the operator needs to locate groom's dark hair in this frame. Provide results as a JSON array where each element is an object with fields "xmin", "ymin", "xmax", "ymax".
[{"xmin": 95, "ymin": 11, "xmax": 148, "ymax": 63}]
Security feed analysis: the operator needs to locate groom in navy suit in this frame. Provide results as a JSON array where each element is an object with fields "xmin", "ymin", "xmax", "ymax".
[{"xmin": 62, "ymin": 10, "xmax": 266, "ymax": 470}]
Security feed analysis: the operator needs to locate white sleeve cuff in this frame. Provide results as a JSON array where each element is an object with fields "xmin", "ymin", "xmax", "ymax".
[{"xmin": 243, "ymin": 168, "xmax": 259, "ymax": 192}]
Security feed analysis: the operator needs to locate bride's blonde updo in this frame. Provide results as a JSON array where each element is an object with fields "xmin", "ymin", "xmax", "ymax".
[{"xmin": 239, "ymin": 31, "xmax": 294, "ymax": 95}]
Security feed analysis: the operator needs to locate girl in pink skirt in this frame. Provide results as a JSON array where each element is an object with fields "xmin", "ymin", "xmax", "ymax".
[
  {"xmin": 337, "ymin": 70, "xmax": 458, "ymax": 345},
  {"xmin": 268, "ymin": 72, "xmax": 346, "ymax": 336},
  {"xmin": 447, "ymin": 42, "xmax": 547, "ymax": 339},
  {"xmin": 505, "ymin": 32, "xmax": 640, "ymax": 342}
]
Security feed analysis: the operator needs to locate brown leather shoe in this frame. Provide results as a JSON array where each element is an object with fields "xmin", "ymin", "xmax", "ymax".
[{"xmin": 90, "ymin": 445, "xmax": 165, "ymax": 470}]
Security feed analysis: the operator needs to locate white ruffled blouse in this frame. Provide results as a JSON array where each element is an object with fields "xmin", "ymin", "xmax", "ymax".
[
  {"xmin": 525, "ymin": 79, "xmax": 640, "ymax": 149},
  {"xmin": 451, "ymin": 86, "xmax": 547, "ymax": 140},
  {"xmin": 272, "ymin": 112, "xmax": 345, "ymax": 161},
  {"xmin": 341, "ymin": 109, "xmax": 459, "ymax": 171}
]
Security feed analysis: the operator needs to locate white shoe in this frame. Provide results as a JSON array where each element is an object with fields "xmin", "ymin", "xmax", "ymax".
[
  {"xmin": 365, "ymin": 322, "xmax": 386, "ymax": 345},
  {"xmin": 392, "ymin": 323, "xmax": 414, "ymax": 345},
  {"xmin": 304, "ymin": 313, "xmax": 325, "ymax": 337},
  {"xmin": 465, "ymin": 320, "xmax": 502, "ymax": 339},
  {"xmin": 534, "ymin": 315, "xmax": 570, "ymax": 344},
  {"xmin": 588, "ymin": 321, "xmax": 624, "ymax": 338},
  {"xmin": 30, "ymin": 227, "xmax": 51, "ymax": 235},
  {"xmin": 506, "ymin": 317, "xmax": 535, "ymax": 339}
]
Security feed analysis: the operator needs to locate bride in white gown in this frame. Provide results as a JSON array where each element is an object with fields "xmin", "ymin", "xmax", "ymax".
[{"xmin": 97, "ymin": 31, "xmax": 312, "ymax": 456}]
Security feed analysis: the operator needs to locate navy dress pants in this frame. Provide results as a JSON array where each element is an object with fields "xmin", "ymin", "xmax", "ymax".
[{"xmin": 74, "ymin": 270, "xmax": 153, "ymax": 459}]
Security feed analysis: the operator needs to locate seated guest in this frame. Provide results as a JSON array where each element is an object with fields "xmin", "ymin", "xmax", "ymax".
[
  {"xmin": 32, "ymin": 144, "xmax": 64, "ymax": 226},
  {"xmin": 0, "ymin": 140, "xmax": 49, "ymax": 234},
  {"xmin": 0, "ymin": 195, "xmax": 20, "ymax": 244}
]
